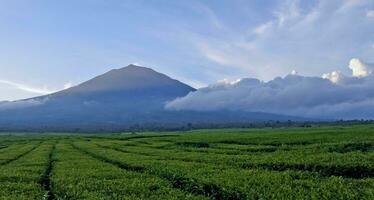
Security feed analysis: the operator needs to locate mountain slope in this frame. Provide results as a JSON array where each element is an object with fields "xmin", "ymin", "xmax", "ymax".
[
  {"xmin": 57, "ymin": 64, "xmax": 194, "ymax": 96},
  {"xmin": 31, "ymin": 64, "xmax": 194, "ymax": 110}
]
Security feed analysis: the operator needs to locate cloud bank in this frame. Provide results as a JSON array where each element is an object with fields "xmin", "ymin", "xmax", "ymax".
[{"xmin": 166, "ymin": 58, "xmax": 374, "ymax": 119}]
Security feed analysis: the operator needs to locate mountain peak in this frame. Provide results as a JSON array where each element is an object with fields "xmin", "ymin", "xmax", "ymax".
[
  {"xmin": 122, "ymin": 64, "xmax": 153, "ymax": 71},
  {"xmin": 126, "ymin": 63, "xmax": 147, "ymax": 68},
  {"xmin": 59, "ymin": 64, "xmax": 195, "ymax": 96},
  {"xmin": 108, "ymin": 64, "xmax": 154, "ymax": 74}
]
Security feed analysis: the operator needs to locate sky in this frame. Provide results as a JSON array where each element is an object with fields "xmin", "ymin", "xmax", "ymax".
[{"xmin": 0, "ymin": 0, "xmax": 373, "ymax": 101}]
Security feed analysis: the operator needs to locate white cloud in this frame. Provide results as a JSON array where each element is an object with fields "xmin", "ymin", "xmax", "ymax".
[
  {"xmin": 366, "ymin": 10, "xmax": 374, "ymax": 18},
  {"xmin": 166, "ymin": 58, "xmax": 374, "ymax": 119},
  {"xmin": 290, "ymin": 70, "xmax": 298, "ymax": 75},
  {"xmin": 349, "ymin": 58, "xmax": 373, "ymax": 77},
  {"xmin": 197, "ymin": 43, "xmax": 232, "ymax": 66},
  {"xmin": 254, "ymin": 22, "xmax": 273, "ymax": 35},
  {"xmin": 337, "ymin": 0, "xmax": 368, "ymax": 12},
  {"xmin": 215, "ymin": 78, "xmax": 242, "ymax": 86},
  {"xmin": 63, "ymin": 82, "xmax": 74, "ymax": 89},
  {"xmin": 322, "ymin": 71, "xmax": 344, "ymax": 83}
]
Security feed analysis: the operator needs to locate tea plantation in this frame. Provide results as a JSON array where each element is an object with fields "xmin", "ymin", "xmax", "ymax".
[{"xmin": 0, "ymin": 125, "xmax": 373, "ymax": 199}]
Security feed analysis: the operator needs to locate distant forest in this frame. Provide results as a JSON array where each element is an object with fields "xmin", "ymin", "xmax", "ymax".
[{"xmin": 1, "ymin": 120, "xmax": 373, "ymax": 134}]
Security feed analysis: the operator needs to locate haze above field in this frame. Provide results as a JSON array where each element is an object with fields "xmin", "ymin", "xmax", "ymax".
[{"xmin": 0, "ymin": 0, "xmax": 373, "ymax": 101}]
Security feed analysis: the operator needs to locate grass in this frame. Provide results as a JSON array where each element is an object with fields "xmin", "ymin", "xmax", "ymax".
[{"xmin": 0, "ymin": 124, "xmax": 373, "ymax": 199}]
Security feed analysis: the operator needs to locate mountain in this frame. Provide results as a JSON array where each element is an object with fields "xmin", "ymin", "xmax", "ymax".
[
  {"xmin": 57, "ymin": 64, "xmax": 194, "ymax": 97},
  {"xmin": 0, "ymin": 65, "xmax": 304, "ymax": 132}
]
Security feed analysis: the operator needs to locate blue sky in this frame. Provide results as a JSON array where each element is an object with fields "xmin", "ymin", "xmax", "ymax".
[{"xmin": 0, "ymin": 0, "xmax": 373, "ymax": 101}]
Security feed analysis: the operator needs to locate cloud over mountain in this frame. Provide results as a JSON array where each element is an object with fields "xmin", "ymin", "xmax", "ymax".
[{"xmin": 166, "ymin": 58, "xmax": 374, "ymax": 119}]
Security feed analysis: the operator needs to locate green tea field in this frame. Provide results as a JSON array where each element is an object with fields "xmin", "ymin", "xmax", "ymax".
[{"xmin": 0, "ymin": 125, "xmax": 373, "ymax": 200}]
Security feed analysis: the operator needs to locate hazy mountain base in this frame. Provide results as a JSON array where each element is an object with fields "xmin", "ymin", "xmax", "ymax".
[{"xmin": 0, "ymin": 109, "xmax": 306, "ymax": 132}]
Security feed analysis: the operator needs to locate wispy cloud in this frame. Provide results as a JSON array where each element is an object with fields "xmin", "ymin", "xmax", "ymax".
[
  {"xmin": 0, "ymin": 80, "xmax": 55, "ymax": 94},
  {"xmin": 191, "ymin": 0, "xmax": 374, "ymax": 80},
  {"xmin": 0, "ymin": 80, "xmax": 75, "ymax": 98},
  {"xmin": 273, "ymin": 0, "xmax": 301, "ymax": 27},
  {"xmin": 187, "ymin": 1, "xmax": 226, "ymax": 30},
  {"xmin": 253, "ymin": 21, "xmax": 273, "ymax": 35},
  {"xmin": 367, "ymin": 10, "xmax": 374, "ymax": 18},
  {"xmin": 63, "ymin": 82, "xmax": 74, "ymax": 90}
]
